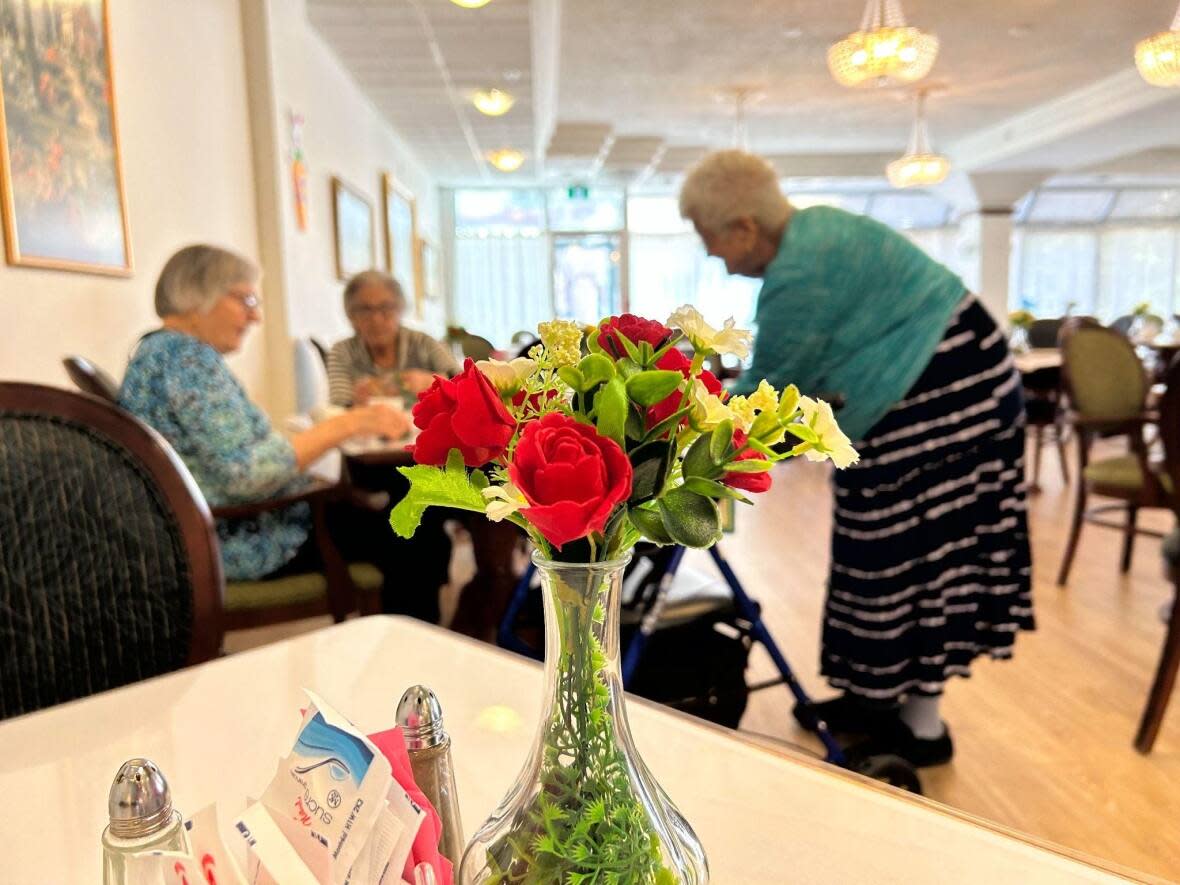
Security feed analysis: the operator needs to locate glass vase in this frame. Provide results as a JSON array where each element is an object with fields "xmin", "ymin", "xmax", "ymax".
[{"xmin": 459, "ymin": 551, "xmax": 709, "ymax": 884}]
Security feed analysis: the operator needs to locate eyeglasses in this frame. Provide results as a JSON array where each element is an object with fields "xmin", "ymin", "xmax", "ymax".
[
  {"xmin": 227, "ymin": 289, "xmax": 261, "ymax": 311},
  {"xmin": 349, "ymin": 303, "xmax": 399, "ymax": 319}
]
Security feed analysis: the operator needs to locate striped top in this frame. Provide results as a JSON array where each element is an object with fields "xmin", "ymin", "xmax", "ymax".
[
  {"xmin": 734, "ymin": 206, "xmax": 967, "ymax": 441},
  {"xmin": 327, "ymin": 329, "xmax": 458, "ymax": 407},
  {"xmin": 118, "ymin": 330, "xmax": 310, "ymax": 580}
]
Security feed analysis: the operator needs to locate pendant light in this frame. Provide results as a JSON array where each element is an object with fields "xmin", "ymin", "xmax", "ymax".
[{"xmin": 886, "ymin": 91, "xmax": 949, "ymax": 188}]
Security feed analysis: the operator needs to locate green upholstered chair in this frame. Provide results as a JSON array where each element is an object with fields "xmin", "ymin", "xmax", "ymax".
[
  {"xmin": 1057, "ymin": 322, "xmax": 1168, "ymax": 586},
  {"xmin": 59, "ymin": 361, "xmax": 388, "ymax": 634}
]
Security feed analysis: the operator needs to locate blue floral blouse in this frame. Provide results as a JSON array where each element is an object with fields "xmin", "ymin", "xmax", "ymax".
[{"xmin": 119, "ymin": 330, "xmax": 311, "ymax": 580}]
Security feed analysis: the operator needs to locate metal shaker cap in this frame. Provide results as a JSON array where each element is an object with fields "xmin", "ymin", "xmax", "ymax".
[
  {"xmin": 107, "ymin": 758, "xmax": 174, "ymax": 838},
  {"xmin": 397, "ymin": 685, "xmax": 447, "ymax": 750}
]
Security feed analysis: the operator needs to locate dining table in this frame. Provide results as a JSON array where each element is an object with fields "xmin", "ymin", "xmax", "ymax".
[{"xmin": 0, "ymin": 616, "xmax": 1154, "ymax": 884}]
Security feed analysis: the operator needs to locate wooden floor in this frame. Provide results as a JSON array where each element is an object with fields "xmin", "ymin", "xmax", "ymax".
[{"xmin": 228, "ymin": 439, "xmax": 1180, "ymax": 881}]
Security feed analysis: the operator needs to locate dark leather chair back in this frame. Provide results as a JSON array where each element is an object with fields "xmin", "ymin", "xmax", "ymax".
[
  {"xmin": 0, "ymin": 383, "xmax": 222, "ymax": 719},
  {"xmin": 62, "ymin": 355, "xmax": 120, "ymax": 403}
]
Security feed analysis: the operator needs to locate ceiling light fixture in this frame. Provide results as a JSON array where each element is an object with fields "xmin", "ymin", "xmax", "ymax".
[
  {"xmin": 886, "ymin": 91, "xmax": 949, "ymax": 188},
  {"xmin": 472, "ymin": 88, "xmax": 515, "ymax": 116},
  {"xmin": 828, "ymin": 0, "xmax": 939, "ymax": 88},
  {"xmin": 486, "ymin": 148, "xmax": 525, "ymax": 172},
  {"xmin": 450, "ymin": 0, "xmax": 492, "ymax": 7},
  {"xmin": 1135, "ymin": 2, "xmax": 1180, "ymax": 87}
]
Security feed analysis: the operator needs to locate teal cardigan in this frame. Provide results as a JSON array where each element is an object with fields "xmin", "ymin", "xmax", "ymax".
[{"xmin": 735, "ymin": 206, "xmax": 967, "ymax": 441}]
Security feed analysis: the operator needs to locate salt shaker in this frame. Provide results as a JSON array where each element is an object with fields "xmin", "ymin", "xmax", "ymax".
[
  {"xmin": 397, "ymin": 685, "xmax": 464, "ymax": 867},
  {"xmin": 101, "ymin": 758, "xmax": 187, "ymax": 885}
]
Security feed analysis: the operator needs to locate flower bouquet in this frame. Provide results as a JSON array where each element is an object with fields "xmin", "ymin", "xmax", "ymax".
[{"xmin": 391, "ymin": 307, "xmax": 856, "ymax": 884}]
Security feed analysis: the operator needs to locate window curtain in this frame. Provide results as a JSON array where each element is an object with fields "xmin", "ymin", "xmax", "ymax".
[
  {"xmin": 1098, "ymin": 228, "xmax": 1177, "ymax": 319},
  {"xmin": 1014, "ymin": 229, "xmax": 1098, "ymax": 318},
  {"xmin": 453, "ymin": 234, "xmax": 550, "ymax": 349}
]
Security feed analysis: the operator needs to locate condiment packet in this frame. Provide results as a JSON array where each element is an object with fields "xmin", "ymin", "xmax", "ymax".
[
  {"xmin": 233, "ymin": 800, "xmax": 328, "ymax": 885},
  {"xmin": 344, "ymin": 802, "xmax": 405, "ymax": 885},
  {"xmin": 120, "ymin": 805, "xmax": 248, "ymax": 885},
  {"xmin": 379, "ymin": 787, "xmax": 426, "ymax": 885},
  {"xmin": 261, "ymin": 691, "xmax": 393, "ymax": 882}
]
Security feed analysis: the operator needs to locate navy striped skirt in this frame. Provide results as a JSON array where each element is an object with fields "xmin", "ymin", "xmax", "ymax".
[{"xmin": 823, "ymin": 295, "xmax": 1034, "ymax": 699}]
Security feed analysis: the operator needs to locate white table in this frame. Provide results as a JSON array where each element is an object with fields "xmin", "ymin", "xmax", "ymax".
[{"xmin": 0, "ymin": 617, "xmax": 1148, "ymax": 883}]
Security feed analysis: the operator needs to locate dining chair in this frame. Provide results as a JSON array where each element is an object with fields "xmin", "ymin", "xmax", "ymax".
[
  {"xmin": 1026, "ymin": 318, "xmax": 1065, "ymax": 349},
  {"xmin": 0, "ymin": 382, "xmax": 223, "ymax": 719},
  {"xmin": 1022, "ymin": 365, "xmax": 1069, "ymax": 491},
  {"xmin": 1136, "ymin": 354, "xmax": 1180, "ymax": 753},
  {"xmin": 1110, "ymin": 315, "xmax": 1136, "ymax": 337},
  {"xmin": 1056, "ymin": 323, "xmax": 1168, "ymax": 586},
  {"xmin": 62, "ymin": 355, "xmax": 120, "ymax": 403}
]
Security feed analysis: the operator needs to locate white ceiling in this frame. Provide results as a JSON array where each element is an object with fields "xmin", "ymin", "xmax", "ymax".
[{"xmin": 308, "ymin": 0, "xmax": 1180, "ymax": 191}]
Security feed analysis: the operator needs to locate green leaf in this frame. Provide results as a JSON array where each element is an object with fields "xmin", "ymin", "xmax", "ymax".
[
  {"xmin": 625, "ymin": 370, "xmax": 683, "ymax": 407},
  {"xmin": 557, "ymin": 366, "xmax": 585, "ymax": 393},
  {"xmin": 709, "ymin": 418, "xmax": 734, "ymax": 465},
  {"xmin": 628, "ymin": 440, "xmax": 672, "ymax": 504},
  {"xmin": 638, "ymin": 340, "xmax": 655, "ymax": 367},
  {"xmin": 682, "ymin": 476, "xmax": 752, "ymax": 505},
  {"xmin": 389, "ymin": 449, "xmax": 488, "ymax": 538},
  {"xmin": 658, "ymin": 487, "xmax": 722, "ymax": 548},
  {"xmin": 682, "ymin": 433, "xmax": 720, "ymax": 480},
  {"xmin": 778, "ymin": 383, "xmax": 801, "ymax": 419},
  {"xmin": 722, "ymin": 458, "xmax": 775, "ymax": 473},
  {"xmin": 750, "ymin": 410, "xmax": 784, "ymax": 443},
  {"xmin": 578, "ymin": 353, "xmax": 615, "ymax": 387},
  {"xmin": 786, "ymin": 422, "xmax": 819, "ymax": 444},
  {"xmin": 616, "ymin": 329, "xmax": 644, "ymax": 364},
  {"xmin": 643, "ymin": 403, "xmax": 692, "ymax": 442},
  {"xmin": 624, "ymin": 405, "xmax": 646, "ymax": 441},
  {"xmin": 469, "ymin": 468, "xmax": 490, "ymax": 490},
  {"xmin": 594, "ymin": 377, "xmax": 628, "ymax": 447},
  {"xmin": 629, "ymin": 506, "xmax": 674, "ymax": 545}
]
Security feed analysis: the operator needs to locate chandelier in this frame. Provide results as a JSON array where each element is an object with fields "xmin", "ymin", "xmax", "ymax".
[
  {"xmin": 828, "ymin": 0, "xmax": 939, "ymax": 88},
  {"xmin": 1135, "ymin": 2, "xmax": 1180, "ymax": 87},
  {"xmin": 886, "ymin": 91, "xmax": 949, "ymax": 188},
  {"xmin": 472, "ymin": 88, "xmax": 515, "ymax": 116}
]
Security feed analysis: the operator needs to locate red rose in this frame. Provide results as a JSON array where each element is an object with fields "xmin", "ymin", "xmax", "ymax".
[
  {"xmin": 509, "ymin": 412, "xmax": 633, "ymax": 549},
  {"xmin": 722, "ymin": 431, "xmax": 772, "ymax": 494},
  {"xmin": 646, "ymin": 347, "xmax": 723, "ymax": 430},
  {"xmin": 597, "ymin": 314, "xmax": 672, "ymax": 358},
  {"xmin": 412, "ymin": 358, "xmax": 516, "ymax": 466}
]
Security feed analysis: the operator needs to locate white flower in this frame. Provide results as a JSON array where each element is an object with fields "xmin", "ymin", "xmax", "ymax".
[
  {"xmin": 482, "ymin": 482, "xmax": 528, "ymax": 522},
  {"xmin": 748, "ymin": 379, "xmax": 779, "ymax": 414},
  {"xmin": 476, "ymin": 357, "xmax": 536, "ymax": 394},
  {"xmin": 797, "ymin": 397, "xmax": 859, "ymax": 469},
  {"xmin": 667, "ymin": 305, "xmax": 753, "ymax": 359}
]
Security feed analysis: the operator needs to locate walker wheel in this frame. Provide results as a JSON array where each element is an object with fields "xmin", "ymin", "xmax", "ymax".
[{"xmin": 852, "ymin": 753, "xmax": 922, "ymax": 794}]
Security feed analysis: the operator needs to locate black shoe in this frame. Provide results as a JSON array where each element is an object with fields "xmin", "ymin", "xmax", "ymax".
[
  {"xmin": 846, "ymin": 719, "xmax": 954, "ymax": 768},
  {"xmin": 793, "ymin": 693, "xmax": 901, "ymax": 736}
]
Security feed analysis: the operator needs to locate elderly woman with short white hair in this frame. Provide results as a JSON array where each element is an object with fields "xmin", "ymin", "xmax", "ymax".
[
  {"xmin": 679, "ymin": 150, "xmax": 1033, "ymax": 767},
  {"xmin": 119, "ymin": 244, "xmax": 411, "ymax": 591}
]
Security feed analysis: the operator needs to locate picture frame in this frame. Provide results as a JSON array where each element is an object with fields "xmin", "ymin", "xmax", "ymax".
[
  {"xmin": 0, "ymin": 0, "xmax": 133, "ymax": 275},
  {"xmin": 417, "ymin": 236, "xmax": 440, "ymax": 302},
  {"xmin": 331, "ymin": 176, "xmax": 374, "ymax": 281},
  {"xmin": 382, "ymin": 171, "xmax": 420, "ymax": 314}
]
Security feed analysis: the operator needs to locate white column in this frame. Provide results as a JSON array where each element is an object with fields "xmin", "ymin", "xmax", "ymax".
[{"xmin": 958, "ymin": 171, "xmax": 1052, "ymax": 328}]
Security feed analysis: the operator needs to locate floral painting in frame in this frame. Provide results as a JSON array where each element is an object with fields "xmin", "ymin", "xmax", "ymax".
[{"xmin": 0, "ymin": 0, "xmax": 132, "ymax": 274}]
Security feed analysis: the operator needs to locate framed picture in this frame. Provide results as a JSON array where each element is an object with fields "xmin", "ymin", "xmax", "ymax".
[
  {"xmin": 382, "ymin": 172, "xmax": 420, "ymax": 312},
  {"xmin": 418, "ymin": 236, "xmax": 440, "ymax": 302},
  {"xmin": 331, "ymin": 176, "xmax": 374, "ymax": 281},
  {"xmin": 0, "ymin": 0, "xmax": 132, "ymax": 275}
]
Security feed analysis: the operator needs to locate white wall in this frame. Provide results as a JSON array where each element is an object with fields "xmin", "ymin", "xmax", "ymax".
[
  {"xmin": 262, "ymin": 0, "xmax": 442, "ymax": 352},
  {"xmin": 0, "ymin": 0, "xmax": 268, "ymax": 403}
]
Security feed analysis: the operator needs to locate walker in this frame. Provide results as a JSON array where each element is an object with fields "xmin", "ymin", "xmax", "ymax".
[{"xmin": 497, "ymin": 540, "xmax": 923, "ymax": 794}]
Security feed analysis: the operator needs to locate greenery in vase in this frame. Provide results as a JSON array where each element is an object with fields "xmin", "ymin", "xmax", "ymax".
[
  {"xmin": 485, "ymin": 585, "xmax": 675, "ymax": 885},
  {"xmin": 389, "ymin": 307, "xmax": 858, "ymax": 880}
]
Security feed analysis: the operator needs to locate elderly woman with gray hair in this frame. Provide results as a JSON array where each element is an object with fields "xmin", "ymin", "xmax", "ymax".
[
  {"xmin": 679, "ymin": 150, "xmax": 1034, "ymax": 767},
  {"xmin": 327, "ymin": 270, "xmax": 456, "ymax": 407},
  {"xmin": 118, "ymin": 245, "xmax": 425, "ymax": 607}
]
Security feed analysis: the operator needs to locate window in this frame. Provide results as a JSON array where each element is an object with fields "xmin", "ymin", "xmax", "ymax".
[
  {"xmin": 1098, "ymin": 228, "xmax": 1177, "ymax": 319},
  {"xmin": 547, "ymin": 188, "xmax": 624, "ymax": 232},
  {"xmin": 1013, "ymin": 230, "xmax": 1097, "ymax": 316}
]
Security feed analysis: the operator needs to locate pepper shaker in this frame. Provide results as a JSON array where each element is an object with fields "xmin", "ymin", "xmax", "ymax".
[
  {"xmin": 101, "ymin": 758, "xmax": 187, "ymax": 885},
  {"xmin": 397, "ymin": 685, "xmax": 464, "ymax": 867}
]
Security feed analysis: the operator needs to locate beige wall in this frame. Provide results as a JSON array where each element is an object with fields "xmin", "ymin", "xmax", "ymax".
[
  {"xmin": 0, "ymin": 0, "xmax": 269, "ymax": 404},
  {"xmin": 0, "ymin": 0, "xmax": 442, "ymax": 420}
]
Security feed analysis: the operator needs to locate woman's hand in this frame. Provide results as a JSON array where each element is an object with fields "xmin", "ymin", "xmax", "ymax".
[
  {"xmin": 400, "ymin": 369, "xmax": 436, "ymax": 395},
  {"xmin": 352, "ymin": 375, "xmax": 383, "ymax": 405},
  {"xmin": 349, "ymin": 403, "xmax": 411, "ymax": 440}
]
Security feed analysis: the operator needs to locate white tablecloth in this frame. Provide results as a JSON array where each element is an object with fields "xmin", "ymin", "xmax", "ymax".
[{"xmin": 0, "ymin": 617, "xmax": 1145, "ymax": 883}]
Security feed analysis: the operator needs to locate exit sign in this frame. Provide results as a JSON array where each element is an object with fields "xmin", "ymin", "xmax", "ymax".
[{"xmin": 567, "ymin": 185, "xmax": 589, "ymax": 199}]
